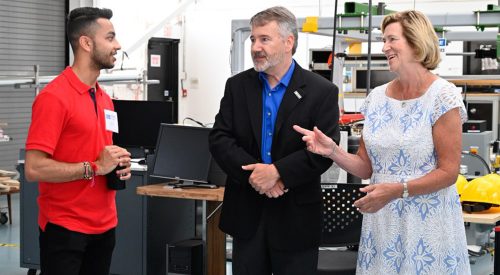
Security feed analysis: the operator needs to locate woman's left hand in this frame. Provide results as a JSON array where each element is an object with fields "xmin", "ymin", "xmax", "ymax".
[{"xmin": 353, "ymin": 183, "xmax": 402, "ymax": 213}]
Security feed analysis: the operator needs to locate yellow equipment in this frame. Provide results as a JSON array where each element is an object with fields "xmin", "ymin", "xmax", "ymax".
[
  {"xmin": 455, "ymin": 174, "xmax": 468, "ymax": 196},
  {"xmin": 460, "ymin": 173, "xmax": 500, "ymax": 212}
]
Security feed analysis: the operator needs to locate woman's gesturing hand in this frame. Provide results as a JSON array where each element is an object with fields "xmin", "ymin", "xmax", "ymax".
[{"xmin": 293, "ymin": 125, "xmax": 335, "ymax": 158}]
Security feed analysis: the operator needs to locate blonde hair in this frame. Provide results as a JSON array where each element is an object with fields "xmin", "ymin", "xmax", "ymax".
[{"xmin": 381, "ymin": 10, "xmax": 440, "ymax": 70}]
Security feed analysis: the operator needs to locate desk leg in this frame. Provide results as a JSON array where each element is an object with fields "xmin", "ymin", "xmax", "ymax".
[
  {"xmin": 206, "ymin": 201, "xmax": 225, "ymax": 275},
  {"xmin": 7, "ymin": 194, "xmax": 12, "ymax": 225},
  {"xmin": 495, "ymin": 224, "xmax": 499, "ymax": 275}
]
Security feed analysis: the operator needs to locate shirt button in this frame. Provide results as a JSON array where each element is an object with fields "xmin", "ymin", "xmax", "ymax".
[
  {"xmin": 268, "ymin": 132, "xmax": 272, "ymax": 136},
  {"xmin": 267, "ymin": 152, "xmax": 271, "ymax": 156},
  {"xmin": 267, "ymin": 112, "xmax": 271, "ymax": 116},
  {"xmin": 268, "ymin": 93, "xmax": 271, "ymax": 96}
]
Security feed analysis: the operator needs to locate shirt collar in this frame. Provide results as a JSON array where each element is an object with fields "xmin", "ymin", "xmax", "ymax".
[
  {"xmin": 258, "ymin": 59, "xmax": 296, "ymax": 88},
  {"xmin": 62, "ymin": 66, "xmax": 103, "ymax": 95}
]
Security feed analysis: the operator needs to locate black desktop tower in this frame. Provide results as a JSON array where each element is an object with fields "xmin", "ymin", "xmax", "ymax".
[{"xmin": 167, "ymin": 239, "xmax": 203, "ymax": 275}]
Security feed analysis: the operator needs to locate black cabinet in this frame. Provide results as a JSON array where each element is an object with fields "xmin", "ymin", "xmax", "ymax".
[
  {"xmin": 111, "ymin": 172, "xmax": 148, "ymax": 275},
  {"xmin": 147, "ymin": 37, "xmax": 179, "ymax": 123},
  {"xmin": 18, "ymin": 162, "xmax": 40, "ymax": 271}
]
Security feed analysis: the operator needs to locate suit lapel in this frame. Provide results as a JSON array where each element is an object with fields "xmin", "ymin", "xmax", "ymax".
[
  {"xmin": 244, "ymin": 71, "xmax": 263, "ymax": 150},
  {"xmin": 274, "ymin": 65, "xmax": 307, "ymax": 140}
]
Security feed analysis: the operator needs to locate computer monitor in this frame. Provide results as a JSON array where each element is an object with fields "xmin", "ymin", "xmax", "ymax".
[
  {"xmin": 351, "ymin": 67, "xmax": 397, "ymax": 92},
  {"xmin": 112, "ymin": 100, "xmax": 174, "ymax": 154},
  {"xmin": 207, "ymin": 156, "xmax": 227, "ymax": 186},
  {"xmin": 151, "ymin": 124, "xmax": 213, "ymax": 184}
]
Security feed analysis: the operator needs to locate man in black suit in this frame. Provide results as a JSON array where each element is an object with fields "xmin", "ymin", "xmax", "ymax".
[{"xmin": 209, "ymin": 6, "xmax": 339, "ymax": 275}]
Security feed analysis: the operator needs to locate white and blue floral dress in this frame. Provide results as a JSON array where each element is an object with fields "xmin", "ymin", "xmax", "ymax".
[{"xmin": 356, "ymin": 78, "xmax": 471, "ymax": 275}]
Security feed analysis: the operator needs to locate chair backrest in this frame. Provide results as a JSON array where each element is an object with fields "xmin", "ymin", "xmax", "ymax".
[{"xmin": 321, "ymin": 183, "xmax": 365, "ymax": 247}]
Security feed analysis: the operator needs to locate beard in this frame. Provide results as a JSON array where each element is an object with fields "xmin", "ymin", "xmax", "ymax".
[
  {"xmin": 91, "ymin": 43, "xmax": 115, "ymax": 70},
  {"xmin": 252, "ymin": 50, "xmax": 284, "ymax": 72}
]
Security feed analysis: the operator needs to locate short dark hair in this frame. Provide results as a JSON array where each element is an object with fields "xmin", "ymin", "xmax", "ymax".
[
  {"xmin": 250, "ymin": 6, "xmax": 298, "ymax": 55},
  {"xmin": 67, "ymin": 7, "xmax": 113, "ymax": 52}
]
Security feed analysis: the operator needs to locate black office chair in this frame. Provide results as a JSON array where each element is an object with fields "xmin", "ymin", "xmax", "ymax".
[{"xmin": 318, "ymin": 183, "xmax": 365, "ymax": 275}]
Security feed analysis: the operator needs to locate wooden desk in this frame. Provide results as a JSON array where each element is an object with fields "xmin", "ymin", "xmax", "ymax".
[
  {"xmin": 462, "ymin": 207, "xmax": 500, "ymax": 275},
  {"xmin": 137, "ymin": 184, "xmax": 225, "ymax": 275},
  {"xmin": 137, "ymin": 183, "xmax": 224, "ymax": 201},
  {"xmin": 448, "ymin": 79, "xmax": 500, "ymax": 87},
  {"xmin": 463, "ymin": 207, "xmax": 500, "ymax": 225}
]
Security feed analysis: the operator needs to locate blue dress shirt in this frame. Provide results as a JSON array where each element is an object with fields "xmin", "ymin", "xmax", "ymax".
[{"xmin": 258, "ymin": 60, "xmax": 296, "ymax": 164}]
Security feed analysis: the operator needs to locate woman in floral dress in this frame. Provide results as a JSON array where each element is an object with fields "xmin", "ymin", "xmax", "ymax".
[{"xmin": 294, "ymin": 10, "xmax": 471, "ymax": 275}]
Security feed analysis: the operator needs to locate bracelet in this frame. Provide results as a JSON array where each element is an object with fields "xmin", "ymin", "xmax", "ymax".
[
  {"xmin": 322, "ymin": 143, "xmax": 337, "ymax": 159},
  {"xmin": 83, "ymin": 162, "xmax": 93, "ymax": 180},
  {"xmin": 89, "ymin": 161, "xmax": 98, "ymax": 176},
  {"xmin": 401, "ymin": 180, "xmax": 409, "ymax": 198}
]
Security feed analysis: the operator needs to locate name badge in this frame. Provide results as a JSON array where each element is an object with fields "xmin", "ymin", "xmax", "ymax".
[{"xmin": 104, "ymin": 109, "xmax": 119, "ymax": 133}]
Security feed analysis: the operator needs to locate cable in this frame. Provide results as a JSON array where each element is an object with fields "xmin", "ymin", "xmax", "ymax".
[
  {"xmin": 329, "ymin": 0, "xmax": 339, "ymax": 82},
  {"xmin": 366, "ymin": 0, "xmax": 373, "ymax": 94},
  {"xmin": 461, "ymin": 151, "xmax": 492, "ymax": 174},
  {"xmin": 183, "ymin": 117, "xmax": 206, "ymax": 127}
]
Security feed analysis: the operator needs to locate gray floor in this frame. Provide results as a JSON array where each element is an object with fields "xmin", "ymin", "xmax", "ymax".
[
  {"xmin": 0, "ymin": 194, "xmax": 232, "ymax": 275},
  {"xmin": 0, "ymin": 193, "xmax": 30, "ymax": 275},
  {"xmin": 0, "ymin": 194, "xmax": 494, "ymax": 275}
]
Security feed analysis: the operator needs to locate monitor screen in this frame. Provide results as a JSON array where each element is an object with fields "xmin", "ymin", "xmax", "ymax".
[
  {"xmin": 112, "ymin": 100, "xmax": 174, "ymax": 150},
  {"xmin": 352, "ymin": 68, "xmax": 396, "ymax": 92},
  {"xmin": 207, "ymin": 156, "xmax": 227, "ymax": 186},
  {"xmin": 151, "ymin": 124, "xmax": 212, "ymax": 183}
]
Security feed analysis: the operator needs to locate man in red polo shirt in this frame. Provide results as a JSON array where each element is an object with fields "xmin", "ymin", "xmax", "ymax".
[{"xmin": 25, "ymin": 7, "xmax": 131, "ymax": 275}]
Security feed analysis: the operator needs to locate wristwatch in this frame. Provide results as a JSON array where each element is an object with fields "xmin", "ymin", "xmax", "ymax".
[{"xmin": 401, "ymin": 180, "xmax": 409, "ymax": 198}]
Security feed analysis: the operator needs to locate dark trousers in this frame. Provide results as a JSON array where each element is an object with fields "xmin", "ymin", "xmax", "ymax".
[
  {"xmin": 232, "ymin": 215, "xmax": 319, "ymax": 275},
  {"xmin": 39, "ymin": 222, "xmax": 116, "ymax": 275}
]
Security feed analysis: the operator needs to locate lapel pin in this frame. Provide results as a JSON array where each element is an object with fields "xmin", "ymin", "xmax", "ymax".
[{"xmin": 293, "ymin": 91, "xmax": 302, "ymax": 99}]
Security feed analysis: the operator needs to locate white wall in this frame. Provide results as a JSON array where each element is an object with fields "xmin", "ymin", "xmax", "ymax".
[
  {"xmin": 92, "ymin": 0, "xmax": 497, "ymax": 124},
  {"xmin": 181, "ymin": 4, "xmax": 336, "ymax": 125}
]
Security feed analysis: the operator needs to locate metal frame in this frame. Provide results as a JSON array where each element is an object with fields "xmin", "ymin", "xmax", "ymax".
[
  {"xmin": 0, "ymin": 66, "xmax": 159, "ymax": 99},
  {"xmin": 230, "ymin": 12, "xmax": 500, "ymax": 76}
]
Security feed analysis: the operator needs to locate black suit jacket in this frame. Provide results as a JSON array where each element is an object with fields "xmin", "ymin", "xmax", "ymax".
[{"xmin": 209, "ymin": 63, "xmax": 340, "ymax": 251}]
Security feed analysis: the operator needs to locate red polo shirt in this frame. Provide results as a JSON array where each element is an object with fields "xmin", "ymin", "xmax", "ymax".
[{"xmin": 26, "ymin": 66, "xmax": 117, "ymax": 234}]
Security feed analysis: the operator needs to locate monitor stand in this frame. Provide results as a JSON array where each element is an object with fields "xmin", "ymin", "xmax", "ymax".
[{"xmin": 166, "ymin": 180, "xmax": 218, "ymax": 189}]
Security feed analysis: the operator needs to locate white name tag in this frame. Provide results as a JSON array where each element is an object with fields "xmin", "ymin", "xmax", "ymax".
[{"xmin": 104, "ymin": 109, "xmax": 119, "ymax": 133}]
